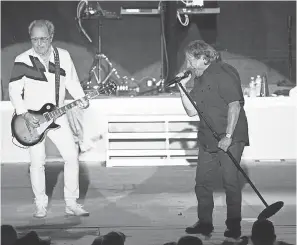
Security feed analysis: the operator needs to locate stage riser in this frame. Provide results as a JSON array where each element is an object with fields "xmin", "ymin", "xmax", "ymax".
[{"xmin": 1, "ymin": 97, "xmax": 296, "ymax": 164}]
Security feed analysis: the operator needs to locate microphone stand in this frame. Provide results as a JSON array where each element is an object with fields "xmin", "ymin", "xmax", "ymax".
[{"xmin": 175, "ymin": 81, "xmax": 284, "ymax": 220}]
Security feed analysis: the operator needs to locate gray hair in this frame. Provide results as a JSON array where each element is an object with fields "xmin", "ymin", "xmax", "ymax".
[
  {"xmin": 185, "ymin": 40, "xmax": 220, "ymax": 65},
  {"xmin": 28, "ymin": 19, "xmax": 55, "ymax": 36}
]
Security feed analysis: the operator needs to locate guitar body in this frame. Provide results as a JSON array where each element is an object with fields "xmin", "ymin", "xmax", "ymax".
[
  {"xmin": 11, "ymin": 80, "xmax": 118, "ymax": 147},
  {"xmin": 11, "ymin": 103, "xmax": 60, "ymax": 147}
]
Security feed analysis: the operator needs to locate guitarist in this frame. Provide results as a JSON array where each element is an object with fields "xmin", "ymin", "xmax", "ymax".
[{"xmin": 9, "ymin": 19, "xmax": 90, "ymax": 218}]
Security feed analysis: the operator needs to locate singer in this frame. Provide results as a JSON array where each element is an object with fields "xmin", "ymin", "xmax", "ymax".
[{"xmin": 177, "ymin": 40, "xmax": 249, "ymax": 239}]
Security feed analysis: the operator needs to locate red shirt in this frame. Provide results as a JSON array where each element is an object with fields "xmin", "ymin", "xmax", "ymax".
[{"xmin": 189, "ymin": 61, "xmax": 249, "ymax": 152}]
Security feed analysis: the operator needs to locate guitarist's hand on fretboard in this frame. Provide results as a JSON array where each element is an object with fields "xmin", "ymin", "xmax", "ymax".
[
  {"xmin": 23, "ymin": 112, "xmax": 40, "ymax": 128},
  {"xmin": 77, "ymin": 97, "xmax": 90, "ymax": 109}
]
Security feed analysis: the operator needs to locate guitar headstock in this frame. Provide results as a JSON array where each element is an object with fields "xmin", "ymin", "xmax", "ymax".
[{"xmin": 98, "ymin": 80, "xmax": 117, "ymax": 95}]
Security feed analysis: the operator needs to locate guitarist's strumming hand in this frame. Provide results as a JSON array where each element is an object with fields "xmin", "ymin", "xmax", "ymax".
[
  {"xmin": 77, "ymin": 97, "xmax": 89, "ymax": 109},
  {"xmin": 23, "ymin": 112, "xmax": 40, "ymax": 128}
]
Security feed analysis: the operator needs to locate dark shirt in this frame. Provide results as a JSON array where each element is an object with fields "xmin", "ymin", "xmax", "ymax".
[{"xmin": 189, "ymin": 61, "xmax": 249, "ymax": 152}]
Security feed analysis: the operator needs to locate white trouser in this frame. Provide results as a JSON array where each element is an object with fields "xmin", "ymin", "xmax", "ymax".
[{"xmin": 29, "ymin": 115, "xmax": 79, "ymax": 206}]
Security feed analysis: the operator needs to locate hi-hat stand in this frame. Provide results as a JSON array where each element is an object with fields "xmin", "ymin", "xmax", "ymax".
[{"xmin": 89, "ymin": 16, "xmax": 107, "ymax": 84}]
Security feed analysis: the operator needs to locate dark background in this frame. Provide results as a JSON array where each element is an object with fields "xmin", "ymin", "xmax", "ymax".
[{"xmin": 1, "ymin": 1, "xmax": 296, "ymax": 84}]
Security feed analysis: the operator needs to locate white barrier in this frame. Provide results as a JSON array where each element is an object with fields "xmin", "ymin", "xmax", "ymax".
[{"xmin": 1, "ymin": 96, "xmax": 296, "ymax": 165}]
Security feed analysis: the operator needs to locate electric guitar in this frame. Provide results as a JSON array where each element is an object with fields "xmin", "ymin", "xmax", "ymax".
[{"xmin": 11, "ymin": 81, "xmax": 117, "ymax": 147}]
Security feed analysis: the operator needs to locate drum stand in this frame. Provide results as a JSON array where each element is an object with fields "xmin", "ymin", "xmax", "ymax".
[
  {"xmin": 88, "ymin": 17, "xmax": 111, "ymax": 85},
  {"xmin": 83, "ymin": 2, "xmax": 120, "ymax": 86}
]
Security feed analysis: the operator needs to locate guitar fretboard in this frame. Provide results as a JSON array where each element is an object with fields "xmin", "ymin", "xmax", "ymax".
[{"xmin": 44, "ymin": 89, "xmax": 101, "ymax": 121}]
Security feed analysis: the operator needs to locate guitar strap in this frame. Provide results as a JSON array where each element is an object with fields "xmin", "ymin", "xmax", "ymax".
[{"xmin": 53, "ymin": 46, "xmax": 60, "ymax": 107}]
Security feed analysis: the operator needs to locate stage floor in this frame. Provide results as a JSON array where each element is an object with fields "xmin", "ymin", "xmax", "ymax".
[{"xmin": 1, "ymin": 161, "xmax": 296, "ymax": 245}]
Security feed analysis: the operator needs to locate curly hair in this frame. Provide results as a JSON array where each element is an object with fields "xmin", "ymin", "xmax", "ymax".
[
  {"xmin": 185, "ymin": 40, "xmax": 220, "ymax": 65},
  {"xmin": 28, "ymin": 19, "xmax": 55, "ymax": 37}
]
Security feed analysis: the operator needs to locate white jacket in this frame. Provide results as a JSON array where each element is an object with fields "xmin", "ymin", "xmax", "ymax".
[{"xmin": 9, "ymin": 46, "xmax": 85, "ymax": 115}]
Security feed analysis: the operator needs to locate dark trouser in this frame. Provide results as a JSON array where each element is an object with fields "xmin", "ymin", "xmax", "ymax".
[{"xmin": 195, "ymin": 142, "xmax": 245, "ymax": 224}]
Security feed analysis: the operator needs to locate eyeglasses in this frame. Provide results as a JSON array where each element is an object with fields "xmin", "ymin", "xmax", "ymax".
[{"xmin": 30, "ymin": 37, "xmax": 51, "ymax": 43}]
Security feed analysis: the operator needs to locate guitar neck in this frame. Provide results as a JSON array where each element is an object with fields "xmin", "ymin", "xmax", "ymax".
[{"xmin": 47, "ymin": 90, "xmax": 100, "ymax": 120}]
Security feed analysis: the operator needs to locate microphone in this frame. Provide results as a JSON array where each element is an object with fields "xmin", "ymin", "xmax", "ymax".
[{"xmin": 165, "ymin": 70, "xmax": 192, "ymax": 87}]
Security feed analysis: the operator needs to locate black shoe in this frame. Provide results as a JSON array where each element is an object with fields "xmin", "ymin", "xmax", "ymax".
[
  {"xmin": 185, "ymin": 221, "xmax": 214, "ymax": 236},
  {"xmin": 224, "ymin": 218, "xmax": 241, "ymax": 239},
  {"xmin": 224, "ymin": 228, "xmax": 241, "ymax": 240}
]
